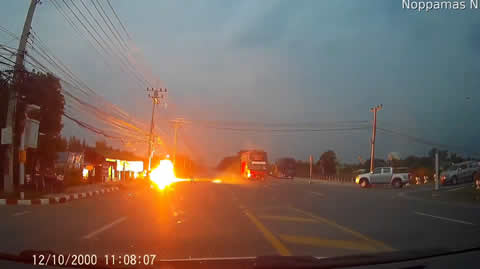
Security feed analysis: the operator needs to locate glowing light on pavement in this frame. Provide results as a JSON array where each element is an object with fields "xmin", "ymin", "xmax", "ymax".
[{"xmin": 212, "ymin": 179, "xmax": 222, "ymax": 184}]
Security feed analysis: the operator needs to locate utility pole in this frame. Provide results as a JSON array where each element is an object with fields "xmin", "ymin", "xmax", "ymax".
[
  {"xmin": 369, "ymin": 104, "xmax": 383, "ymax": 173},
  {"xmin": 146, "ymin": 87, "xmax": 167, "ymax": 172},
  {"xmin": 169, "ymin": 118, "xmax": 190, "ymax": 167},
  {"xmin": 435, "ymin": 151, "xmax": 439, "ymax": 191},
  {"xmin": 2, "ymin": 0, "xmax": 38, "ymax": 193},
  {"xmin": 309, "ymin": 155, "xmax": 313, "ymax": 184}
]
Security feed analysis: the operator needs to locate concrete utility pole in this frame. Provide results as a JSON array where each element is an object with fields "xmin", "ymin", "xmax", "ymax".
[
  {"xmin": 309, "ymin": 155, "xmax": 313, "ymax": 184},
  {"xmin": 169, "ymin": 118, "xmax": 190, "ymax": 167},
  {"xmin": 2, "ymin": 0, "xmax": 38, "ymax": 193},
  {"xmin": 146, "ymin": 87, "xmax": 167, "ymax": 172},
  {"xmin": 369, "ymin": 104, "xmax": 383, "ymax": 173}
]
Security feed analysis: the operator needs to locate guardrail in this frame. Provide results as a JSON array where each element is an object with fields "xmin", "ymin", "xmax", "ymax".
[
  {"xmin": 311, "ymin": 176, "xmax": 355, "ymax": 183},
  {"xmin": 289, "ymin": 175, "xmax": 355, "ymax": 184}
]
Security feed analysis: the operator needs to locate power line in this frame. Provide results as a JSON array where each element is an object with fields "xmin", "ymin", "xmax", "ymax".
[
  {"xmin": 58, "ymin": 0, "xmax": 147, "ymax": 88},
  {"xmin": 24, "ymin": 50, "xmax": 151, "ymax": 140},
  {"xmin": 77, "ymin": 0, "xmax": 152, "ymax": 87},
  {"xmin": 377, "ymin": 127, "xmax": 480, "ymax": 158},
  {"xmin": 91, "ymin": 0, "xmax": 129, "ymax": 51},
  {"xmin": 90, "ymin": 0, "xmax": 153, "ymax": 86},
  {"xmin": 106, "ymin": 0, "xmax": 132, "ymax": 41},
  {"xmin": 26, "ymin": 28, "xmax": 150, "ymax": 133},
  {"xmin": 198, "ymin": 126, "xmax": 370, "ymax": 133}
]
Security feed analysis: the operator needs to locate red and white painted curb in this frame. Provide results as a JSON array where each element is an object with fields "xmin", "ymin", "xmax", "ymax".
[{"xmin": 0, "ymin": 186, "xmax": 119, "ymax": 206}]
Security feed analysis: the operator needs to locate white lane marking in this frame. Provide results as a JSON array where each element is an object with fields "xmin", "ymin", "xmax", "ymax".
[
  {"xmin": 446, "ymin": 187, "xmax": 465, "ymax": 192},
  {"xmin": 308, "ymin": 191, "xmax": 325, "ymax": 197},
  {"xmin": 83, "ymin": 217, "xmax": 128, "ymax": 239},
  {"xmin": 12, "ymin": 211, "xmax": 31, "ymax": 216},
  {"xmin": 414, "ymin": 211, "xmax": 474, "ymax": 226}
]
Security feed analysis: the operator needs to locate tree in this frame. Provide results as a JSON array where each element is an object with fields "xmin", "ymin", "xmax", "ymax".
[
  {"xmin": 95, "ymin": 140, "xmax": 108, "ymax": 154},
  {"xmin": 68, "ymin": 136, "xmax": 83, "ymax": 152},
  {"xmin": 317, "ymin": 150, "xmax": 337, "ymax": 176},
  {"xmin": 448, "ymin": 152, "xmax": 465, "ymax": 163},
  {"xmin": 55, "ymin": 136, "xmax": 68, "ymax": 152}
]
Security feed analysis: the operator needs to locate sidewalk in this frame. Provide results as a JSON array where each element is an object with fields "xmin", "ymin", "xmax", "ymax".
[{"xmin": 0, "ymin": 181, "xmax": 122, "ymax": 206}]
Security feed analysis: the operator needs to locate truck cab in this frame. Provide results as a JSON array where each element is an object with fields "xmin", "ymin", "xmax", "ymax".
[{"xmin": 240, "ymin": 150, "xmax": 268, "ymax": 180}]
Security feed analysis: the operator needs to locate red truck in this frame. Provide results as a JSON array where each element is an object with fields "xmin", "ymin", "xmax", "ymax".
[{"xmin": 240, "ymin": 150, "xmax": 268, "ymax": 180}]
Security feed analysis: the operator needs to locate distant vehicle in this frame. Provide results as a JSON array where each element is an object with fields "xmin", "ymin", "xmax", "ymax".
[
  {"xmin": 440, "ymin": 161, "xmax": 479, "ymax": 185},
  {"xmin": 355, "ymin": 167, "xmax": 409, "ymax": 188},
  {"xmin": 240, "ymin": 150, "xmax": 268, "ymax": 180},
  {"xmin": 273, "ymin": 158, "xmax": 296, "ymax": 179}
]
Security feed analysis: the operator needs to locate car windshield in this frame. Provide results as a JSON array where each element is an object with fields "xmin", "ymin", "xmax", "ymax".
[{"xmin": 1, "ymin": 1, "xmax": 480, "ymax": 268}]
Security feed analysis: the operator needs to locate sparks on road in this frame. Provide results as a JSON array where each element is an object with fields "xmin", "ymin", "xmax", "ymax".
[{"xmin": 150, "ymin": 159, "xmax": 187, "ymax": 190}]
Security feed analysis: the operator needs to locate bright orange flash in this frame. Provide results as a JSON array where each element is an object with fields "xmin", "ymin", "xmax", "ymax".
[{"xmin": 150, "ymin": 160, "xmax": 184, "ymax": 190}]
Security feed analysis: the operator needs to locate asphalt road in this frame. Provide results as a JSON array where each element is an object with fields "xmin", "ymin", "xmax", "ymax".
[{"xmin": 1, "ymin": 176, "xmax": 480, "ymax": 266}]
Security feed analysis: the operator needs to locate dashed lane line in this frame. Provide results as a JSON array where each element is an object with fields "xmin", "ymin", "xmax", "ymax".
[
  {"xmin": 83, "ymin": 217, "xmax": 128, "ymax": 239},
  {"xmin": 446, "ymin": 187, "xmax": 465, "ymax": 192},
  {"xmin": 308, "ymin": 191, "xmax": 325, "ymax": 197},
  {"xmin": 414, "ymin": 211, "xmax": 475, "ymax": 226},
  {"xmin": 259, "ymin": 215, "xmax": 319, "ymax": 223},
  {"xmin": 12, "ymin": 211, "xmax": 30, "ymax": 217}
]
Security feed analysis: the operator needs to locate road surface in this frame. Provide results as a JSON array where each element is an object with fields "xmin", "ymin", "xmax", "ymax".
[{"xmin": 1, "ymin": 177, "xmax": 479, "ymax": 265}]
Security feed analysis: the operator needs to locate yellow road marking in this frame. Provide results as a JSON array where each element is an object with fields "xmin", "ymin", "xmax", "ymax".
[
  {"xmin": 279, "ymin": 235, "xmax": 377, "ymax": 252},
  {"xmin": 243, "ymin": 208, "xmax": 292, "ymax": 256},
  {"xmin": 289, "ymin": 206, "xmax": 395, "ymax": 252},
  {"xmin": 259, "ymin": 215, "xmax": 319, "ymax": 223}
]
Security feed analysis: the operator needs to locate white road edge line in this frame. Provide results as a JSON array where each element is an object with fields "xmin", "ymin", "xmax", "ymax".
[
  {"xmin": 12, "ymin": 211, "xmax": 31, "ymax": 216},
  {"xmin": 83, "ymin": 217, "xmax": 128, "ymax": 239},
  {"xmin": 414, "ymin": 211, "xmax": 474, "ymax": 225}
]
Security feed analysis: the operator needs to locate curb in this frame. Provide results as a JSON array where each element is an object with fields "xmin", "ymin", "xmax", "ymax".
[{"xmin": 0, "ymin": 187, "xmax": 120, "ymax": 206}]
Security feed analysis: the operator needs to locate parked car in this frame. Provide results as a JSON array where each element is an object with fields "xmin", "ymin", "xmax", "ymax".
[
  {"xmin": 440, "ymin": 161, "xmax": 479, "ymax": 185},
  {"xmin": 355, "ymin": 167, "xmax": 410, "ymax": 188}
]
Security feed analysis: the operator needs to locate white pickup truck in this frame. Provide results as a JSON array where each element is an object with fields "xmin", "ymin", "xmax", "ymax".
[{"xmin": 355, "ymin": 167, "xmax": 410, "ymax": 188}]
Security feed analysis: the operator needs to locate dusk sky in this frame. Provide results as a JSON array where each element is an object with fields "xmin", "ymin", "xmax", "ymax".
[{"xmin": 1, "ymin": 0, "xmax": 479, "ymax": 165}]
